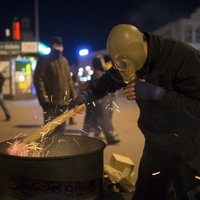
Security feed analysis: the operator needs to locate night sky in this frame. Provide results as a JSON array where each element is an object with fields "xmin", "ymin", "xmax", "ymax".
[{"xmin": 0, "ymin": 0, "xmax": 200, "ymax": 65}]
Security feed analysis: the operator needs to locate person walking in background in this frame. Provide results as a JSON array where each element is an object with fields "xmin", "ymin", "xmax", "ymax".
[
  {"xmin": 68, "ymin": 72, "xmax": 78, "ymax": 125},
  {"xmin": 82, "ymin": 55, "xmax": 120, "ymax": 145},
  {"xmin": 0, "ymin": 72, "xmax": 11, "ymax": 121},
  {"xmin": 33, "ymin": 36, "xmax": 75, "ymax": 133}
]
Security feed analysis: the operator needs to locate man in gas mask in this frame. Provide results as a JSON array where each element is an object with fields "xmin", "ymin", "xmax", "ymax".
[
  {"xmin": 69, "ymin": 24, "xmax": 200, "ymax": 199},
  {"xmin": 34, "ymin": 36, "xmax": 75, "ymax": 133}
]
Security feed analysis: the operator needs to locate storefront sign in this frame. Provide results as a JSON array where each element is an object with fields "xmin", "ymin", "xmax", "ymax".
[
  {"xmin": 21, "ymin": 42, "xmax": 38, "ymax": 53},
  {"xmin": 0, "ymin": 41, "xmax": 39, "ymax": 55},
  {"xmin": 0, "ymin": 42, "xmax": 21, "ymax": 55}
]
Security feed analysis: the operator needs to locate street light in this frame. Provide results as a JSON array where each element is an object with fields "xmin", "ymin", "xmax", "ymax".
[
  {"xmin": 38, "ymin": 42, "xmax": 51, "ymax": 55},
  {"xmin": 79, "ymin": 49, "xmax": 89, "ymax": 56}
]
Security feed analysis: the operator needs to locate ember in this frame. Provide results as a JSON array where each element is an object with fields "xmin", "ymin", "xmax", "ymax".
[
  {"xmin": 72, "ymin": 138, "xmax": 80, "ymax": 146},
  {"xmin": 80, "ymin": 129, "xmax": 89, "ymax": 135},
  {"xmin": 152, "ymin": 172, "xmax": 161, "ymax": 176},
  {"xmin": 7, "ymin": 104, "xmax": 86, "ymax": 157}
]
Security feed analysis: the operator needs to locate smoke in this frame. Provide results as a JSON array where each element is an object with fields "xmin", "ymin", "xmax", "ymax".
[{"xmin": 126, "ymin": 0, "xmax": 200, "ymax": 32}]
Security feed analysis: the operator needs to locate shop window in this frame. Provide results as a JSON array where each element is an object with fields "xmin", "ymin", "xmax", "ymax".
[{"xmin": 15, "ymin": 58, "xmax": 35, "ymax": 95}]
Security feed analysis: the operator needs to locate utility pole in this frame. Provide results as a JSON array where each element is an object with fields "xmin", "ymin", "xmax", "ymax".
[{"xmin": 35, "ymin": 0, "xmax": 39, "ymax": 42}]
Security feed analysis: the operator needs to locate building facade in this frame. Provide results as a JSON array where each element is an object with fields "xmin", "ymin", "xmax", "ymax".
[{"xmin": 154, "ymin": 8, "xmax": 200, "ymax": 51}]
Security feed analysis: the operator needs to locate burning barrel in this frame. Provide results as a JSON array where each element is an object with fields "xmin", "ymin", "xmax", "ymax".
[{"xmin": 0, "ymin": 134, "xmax": 106, "ymax": 200}]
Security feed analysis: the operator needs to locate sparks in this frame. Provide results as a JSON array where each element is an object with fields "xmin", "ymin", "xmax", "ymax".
[
  {"xmin": 45, "ymin": 117, "xmax": 51, "ymax": 123},
  {"xmin": 45, "ymin": 150, "xmax": 50, "ymax": 157},
  {"xmin": 105, "ymin": 104, "xmax": 110, "ymax": 109},
  {"xmin": 27, "ymin": 142, "xmax": 43, "ymax": 151},
  {"xmin": 73, "ymin": 138, "xmax": 80, "ymax": 146},
  {"xmin": 40, "ymin": 129, "xmax": 50, "ymax": 142},
  {"xmin": 112, "ymin": 101, "xmax": 119, "ymax": 109},
  {"xmin": 98, "ymin": 126, "xmax": 102, "ymax": 130},
  {"xmin": 43, "ymin": 135, "xmax": 57, "ymax": 151},
  {"xmin": 12, "ymin": 132, "xmax": 26, "ymax": 139},
  {"xmin": 152, "ymin": 171, "xmax": 161, "ymax": 176},
  {"xmin": 26, "ymin": 142, "xmax": 44, "ymax": 157},
  {"xmin": 195, "ymin": 176, "xmax": 200, "ymax": 180},
  {"xmin": 58, "ymin": 139, "xmax": 66, "ymax": 143},
  {"xmin": 80, "ymin": 129, "xmax": 89, "ymax": 135},
  {"xmin": 6, "ymin": 141, "xmax": 13, "ymax": 145}
]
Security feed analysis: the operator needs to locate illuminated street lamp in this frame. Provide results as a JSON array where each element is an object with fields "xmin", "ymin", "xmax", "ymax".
[
  {"xmin": 38, "ymin": 42, "xmax": 51, "ymax": 55},
  {"xmin": 79, "ymin": 49, "xmax": 89, "ymax": 56}
]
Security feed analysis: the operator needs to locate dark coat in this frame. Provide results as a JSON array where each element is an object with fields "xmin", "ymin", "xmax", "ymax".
[
  {"xmin": 33, "ymin": 52, "xmax": 75, "ymax": 106},
  {"xmin": 0, "ymin": 72, "xmax": 5, "ymax": 93},
  {"xmin": 87, "ymin": 32, "xmax": 200, "ymax": 161}
]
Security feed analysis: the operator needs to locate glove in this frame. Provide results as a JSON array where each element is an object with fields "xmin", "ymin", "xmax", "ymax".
[
  {"xmin": 135, "ymin": 81, "xmax": 165, "ymax": 100},
  {"xmin": 68, "ymin": 91, "xmax": 89, "ymax": 110}
]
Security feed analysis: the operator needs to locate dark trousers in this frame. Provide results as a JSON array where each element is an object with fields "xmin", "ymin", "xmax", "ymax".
[
  {"xmin": 0, "ymin": 93, "xmax": 10, "ymax": 118},
  {"xmin": 133, "ymin": 133, "xmax": 200, "ymax": 200},
  {"xmin": 83, "ymin": 104, "xmax": 116, "ymax": 142},
  {"xmin": 43, "ymin": 105, "xmax": 67, "ymax": 134}
]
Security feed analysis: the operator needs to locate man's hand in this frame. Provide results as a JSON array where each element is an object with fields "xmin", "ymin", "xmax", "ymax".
[
  {"xmin": 73, "ymin": 104, "xmax": 86, "ymax": 114},
  {"xmin": 68, "ymin": 91, "xmax": 89, "ymax": 110},
  {"xmin": 123, "ymin": 83, "xmax": 136, "ymax": 100}
]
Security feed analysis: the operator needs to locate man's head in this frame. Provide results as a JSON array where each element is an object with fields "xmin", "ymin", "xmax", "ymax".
[
  {"xmin": 50, "ymin": 36, "xmax": 64, "ymax": 52},
  {"xmin": 107, "ymin": 24, "xmax": 147, "ymax": 83}
]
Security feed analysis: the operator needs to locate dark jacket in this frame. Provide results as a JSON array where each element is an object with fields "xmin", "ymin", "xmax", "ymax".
[
  {"xmin": 33, "ymin": 51, "xmax": 75, "ymax": 106},
  {"xmin": 87, "ymin": 32, "xmax": 200, "ymax": 160},
  {"xmin": 89, "ymin": 69, "xmax": 116, "ymax": 112},
  {"xmin": 0, "ymin": 72, "xmax": 5, "ymax": 93}
]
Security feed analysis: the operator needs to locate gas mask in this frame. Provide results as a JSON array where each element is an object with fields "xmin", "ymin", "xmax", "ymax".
[
  {"xmin": 107, "ymin": 24, "xmax": 147, "ymax": 84},
  {"xmin": 52, "ymin": 43, "xmax": 64, "ymax": 53},
  {"xmin": 51, "ymin": 44, "xmax": 64, "ymax": 58}
]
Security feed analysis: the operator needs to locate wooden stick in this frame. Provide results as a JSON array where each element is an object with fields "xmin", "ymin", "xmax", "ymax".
[{"xmin": 23, "ymin": 104, "xmax": 85, "ymax": 143}]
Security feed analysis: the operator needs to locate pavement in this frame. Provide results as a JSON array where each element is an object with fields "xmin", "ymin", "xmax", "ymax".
[{"xmin": 0, "ymin": 93, "xmax": 145, "ymax": 199}]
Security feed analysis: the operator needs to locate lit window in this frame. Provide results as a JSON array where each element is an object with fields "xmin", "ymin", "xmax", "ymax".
[{"xmin": 184, "ymin": 26, "xmax": 193, "ymax": 42}]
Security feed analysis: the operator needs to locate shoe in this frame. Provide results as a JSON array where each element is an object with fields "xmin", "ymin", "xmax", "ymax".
[
  {"xmin": 111, "ymin": 130, "xmax": 119, "ymax": 137},
  {"xmin": 5, "ymin": 116, "xmax": 11, "ymax": 121},
  {"xmin": 107, "ymin": 138, "xmax": 120, "ymax": 145}
]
